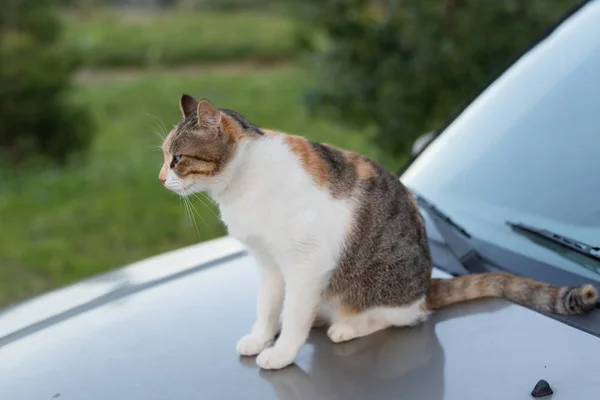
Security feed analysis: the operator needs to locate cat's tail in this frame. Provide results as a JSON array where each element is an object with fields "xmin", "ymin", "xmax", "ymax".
[{"xmin": 426, "ymin": 273, "xmax": 597, "ymax": 315}]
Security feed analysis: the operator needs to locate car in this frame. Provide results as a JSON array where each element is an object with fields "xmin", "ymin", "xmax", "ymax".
[{"xmin": 2, "ymin": 1, "xmax": 600, "ymax": 399}]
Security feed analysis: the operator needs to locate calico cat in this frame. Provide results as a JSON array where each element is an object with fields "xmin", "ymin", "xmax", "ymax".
[{"xmin": 159, "ymin": 95, "xmax": 598, "ymax": 370}]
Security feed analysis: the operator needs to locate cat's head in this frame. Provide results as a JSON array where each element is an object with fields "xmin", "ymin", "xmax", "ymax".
[{"xmin": 159, "ymin": 95, "xmax": 262, "ymax": 196}]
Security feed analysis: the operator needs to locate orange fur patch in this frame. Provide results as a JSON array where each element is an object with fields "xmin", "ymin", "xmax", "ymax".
[
  {"xmin": 284, "ymin": 135, "xmax": 329, "ymax": 187},
  {"xmin": 346, "ymin": 151, "xmax": 376, "ymax": 180},
  {"xmin": 220, "ymin": 114, "xmax": 245, "ymax": 143},
  {"xmin": 262, "ymin": 129, "xmax": 281, "ymax": 137},
  {"xmin": 159, "ymin": 129, "xmax": 176, "ymax": 182},
  {"xmin": 162, "ymin": 128, "xmax": 176, "ymax": 152},
  {"xmin": 338, "ymin": 304, "xmax": 361, "ymax": 317},
  {"xmin": 180, "ymin": 165, "xmax": 216, "ymax": 178}
]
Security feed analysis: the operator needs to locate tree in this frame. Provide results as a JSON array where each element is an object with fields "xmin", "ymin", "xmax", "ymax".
[
  {"xmin": 0, "ymin": 0, "xmax": 94, "ymax": 166},
  {"xmin": 296, "ymin": 0, "xmax": 581, "ymax": 156}
]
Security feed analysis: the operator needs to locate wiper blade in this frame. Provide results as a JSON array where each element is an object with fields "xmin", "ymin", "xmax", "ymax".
[
  {"xmin": 414, "ymin": 194, "xmax": 471, "ymax": 238},
  {"xmin": 413, "ymin": 192, "xmax": 486, "ymax": 275},
  {"xmin": 507, "ymin": 221, "xmax": 600, "ymax": 262}
]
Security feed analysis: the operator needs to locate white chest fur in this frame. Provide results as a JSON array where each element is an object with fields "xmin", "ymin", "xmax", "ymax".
[{"xmin": 214, "ymin": 136, "xmax": 354, "ymax": 270}]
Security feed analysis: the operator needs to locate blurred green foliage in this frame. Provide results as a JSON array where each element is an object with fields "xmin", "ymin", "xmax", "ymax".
[
  {"xmin": 0, "ymin": 0, "xmax": 94, "ymax": 165},
  {"xmin": 180, "ymin": 0, "xmax": 283, "ymax": 11},
  {"xmin": 78, "ymin": 0, "xmax": 281, "ymax": 11},
  {"xmin": 62, "ymin": 9, "xmax": 300, "ymax": 68},
  {"xmin": 296, "ymin": 0, "xmax": 581, "ymax": 156}
]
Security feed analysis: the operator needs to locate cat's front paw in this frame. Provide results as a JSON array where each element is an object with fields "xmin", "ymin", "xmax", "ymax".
[
  {"xmin": 236, "ymin": 334, "xmax": 270, "ymax": 356},
  {"xmin": 256, "ymin": 346, "xmax": 296, "ymax": 370}
]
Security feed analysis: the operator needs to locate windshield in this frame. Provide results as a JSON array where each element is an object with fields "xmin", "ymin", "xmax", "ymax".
[{"xmin": 401, "ymin": 1, "xmax": 600, "ymax": 282}]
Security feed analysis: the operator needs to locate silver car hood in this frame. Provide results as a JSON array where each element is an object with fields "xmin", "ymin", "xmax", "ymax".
[{"xmin": 1, "ymin": 237, "xmax": 599, "ymax": 400}]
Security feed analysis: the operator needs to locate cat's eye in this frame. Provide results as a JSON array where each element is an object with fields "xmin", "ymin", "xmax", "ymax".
[{"xmin": 171, "ymin": 154, "xmax": 182, "ymax": 167}]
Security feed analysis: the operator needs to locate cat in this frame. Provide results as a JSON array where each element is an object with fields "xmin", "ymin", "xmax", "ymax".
[{"xmin": 159, "ymin": 94, "xmax": 598, "ymax": 370}]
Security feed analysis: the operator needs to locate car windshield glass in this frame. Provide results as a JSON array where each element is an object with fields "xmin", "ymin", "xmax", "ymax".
[{"xmin": 401, "ymin": 1, "xmax": 600, "ymax": 282}]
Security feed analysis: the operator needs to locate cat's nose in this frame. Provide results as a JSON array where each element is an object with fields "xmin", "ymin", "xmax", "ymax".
[{"xmin": 158, "ymin": 167, "xmax": 167, "ymax": 184}]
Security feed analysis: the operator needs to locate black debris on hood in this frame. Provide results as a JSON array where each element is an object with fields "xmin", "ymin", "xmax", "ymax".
[{"xmin": 531, "ymin": 379, "xmax": 553, "ymax": 398}]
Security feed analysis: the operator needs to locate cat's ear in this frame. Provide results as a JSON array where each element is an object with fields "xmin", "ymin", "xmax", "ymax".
[
  {"xmin": 179, "ymin": 94, "xmax": 199, "ymax": 119},
  {"xmin": 197, "ymin": 99, "xmax": 221, "ymax": 127}
]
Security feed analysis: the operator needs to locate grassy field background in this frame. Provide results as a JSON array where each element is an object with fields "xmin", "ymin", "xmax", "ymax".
[
  {"xmin": 0, "ymin": 8, "xmax": 401, "ymax": 307},
  {"xmin": 63, "ymin": 9, "xmax": 300, "ymax": 67}
]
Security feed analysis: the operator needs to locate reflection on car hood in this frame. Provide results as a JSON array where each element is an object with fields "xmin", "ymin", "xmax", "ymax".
[{"xmin": 1, "ymin": 237, "xmax": 599, "ymax": 400}]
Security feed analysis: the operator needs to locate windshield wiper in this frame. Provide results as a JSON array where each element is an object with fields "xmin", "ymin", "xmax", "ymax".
[
  {"xmin": 413, "ymin": 193, "xmax": 487, "ymax": 275},
  {"xmin": 414, "ymin": 194, "xmax": 470, "ymax": 238},
  {"xmin": 506, "ymin": 221, "xmax": 600, "ymax": 262}
]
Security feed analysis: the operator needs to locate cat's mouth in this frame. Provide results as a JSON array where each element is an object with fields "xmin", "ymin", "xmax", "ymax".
[
  {"xmin": 163, "ymin": 175, "xmax": 195, "ymax": 197},
  {"xmin": 161, "ymin": 168, "xmax": 194, "ymax": 197},
  {"xmin": 167, "ymin": 182, "xmax": 195, "ymax": 197}
]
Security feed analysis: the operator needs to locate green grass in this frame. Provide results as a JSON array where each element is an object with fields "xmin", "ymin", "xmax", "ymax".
[
  {"xmin": 63, "ymin": 9, "xmax": 300, "ymax": 68},
  {"xmin": 0, "ymin": 65, "xmax": 398, "ymax": 307}
]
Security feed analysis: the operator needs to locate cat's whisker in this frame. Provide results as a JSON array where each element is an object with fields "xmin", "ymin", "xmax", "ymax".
[
  {"xmin": 181, "ymin": 193, "xmax": 191, "ymax": 226},
  {"xmin": 146, "ymin": 113, "xmax": 169, "ymax": 140},
  {"xmin": 184, "ymin": 199, "xmax": 199, "ymax": 236},
  {"xmin": 182, "ymin": 193, "xmax": 202, "ymax": 237},
  {"xmin": 152, "ymin": 130, "xmax": 168, "ymax": 146},
  {"xmin": 190, "ymin": 191, "xmax": 219, "ymax": 219},
  {"xmin": 199, "ymin": 192, "xmax": 217, "ymax": 206},
  {"xmin": 179, "ymin": 195, "xmax": 190, "ymax": 226},
  {"xmin": 183, "ymin": 187, "xmax": 210, "ymax": 229}
]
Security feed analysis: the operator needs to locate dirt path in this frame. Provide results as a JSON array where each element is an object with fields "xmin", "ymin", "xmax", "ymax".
[{"xmin": 73, "ymin": 59, "xmax": 292, "ymax": 84}]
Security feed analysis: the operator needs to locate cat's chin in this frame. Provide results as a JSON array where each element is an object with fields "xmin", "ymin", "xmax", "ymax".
[
  {"xmin": 178, "ymin": 181, "xmax": 212, "ymax": 197},
  {"xmin": 163, "ymin": 181, "xmax": 198, "ymax": 197}
]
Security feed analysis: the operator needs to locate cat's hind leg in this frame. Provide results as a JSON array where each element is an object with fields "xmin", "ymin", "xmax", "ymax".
[
  {"xmin": 327, "ymin": 297, "xmax": 429, "ymax": 343},
  {"xmin": 327, "ymin": 313, "xmax": 389, "ymax": 343}
]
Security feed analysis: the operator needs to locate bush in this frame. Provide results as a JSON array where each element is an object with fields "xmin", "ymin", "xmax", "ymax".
[
  {"xmin": 0, "ymin": 0, "xmax": 94, "ymax": 166},
  {"xmin": 296, "ymin": 0, "xmax": 581, "ymax": 157}
]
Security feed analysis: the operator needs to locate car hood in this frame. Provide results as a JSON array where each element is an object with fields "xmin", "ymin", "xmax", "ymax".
[{"xmin": 1, "ymin": 237, "xmax": 599, "ymax": 400}]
